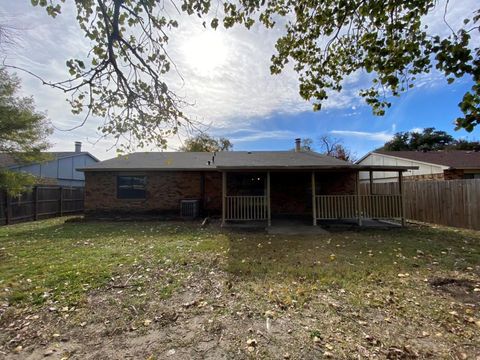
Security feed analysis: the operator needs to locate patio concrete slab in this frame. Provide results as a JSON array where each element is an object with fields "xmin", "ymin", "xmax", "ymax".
[
  {"xmin": 319, "ymin": 219, "xmax": 402, "ymax": 230},
  {"xmin": 267, "ymin": 225, "xmax": 329, "ymax": 235},
  {"xmin": 222, "ymin": 218, "xmax": 401, "ymax": 234}
]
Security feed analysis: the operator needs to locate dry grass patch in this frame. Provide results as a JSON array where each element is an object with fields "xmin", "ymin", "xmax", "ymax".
[{"xmin": 0, "ymin": 218, "xmax": 479, "ymax": 359}]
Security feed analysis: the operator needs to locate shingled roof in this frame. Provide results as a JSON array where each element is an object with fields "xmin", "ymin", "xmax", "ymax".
[
  {"xmin": 79, "ymin": 151, "xmax": 416, "ymax": 172},
  {"xmin": 374, "ymin": 150, "xmax": 480, "ymax": 169},
  {"xmin": 0, "ymin": 152, "xmax": 97, "ymax": 168}
]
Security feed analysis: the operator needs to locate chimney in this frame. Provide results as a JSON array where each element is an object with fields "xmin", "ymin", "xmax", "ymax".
[
  {"xmin": 75, "ymin": 141, "xmax": 82, "ymax": 153},
  {"xmin": 295, "ymin": 138, "xmax": 301, "ymax": 152}
]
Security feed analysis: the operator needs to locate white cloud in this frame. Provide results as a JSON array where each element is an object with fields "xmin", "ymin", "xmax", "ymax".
[
  {"xmin": 229, "ymin": 129, "xmax": 296, "ymax": 143},
  {"xmin": 1, "ymin": 1, "xmax": 477, "ymax": 159},
  {"xmin": 409, "ymin": 127, "xmax": 424, "ymax": 133},
  {"xmin": 330, "ymin": 130, "xmax": 394, "ymax": 142}
]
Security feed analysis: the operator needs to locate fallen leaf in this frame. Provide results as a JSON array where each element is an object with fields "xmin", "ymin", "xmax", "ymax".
[
  {"xmin": 265, "ymin": 310, "xmax": 275, "ymax": 318},
  {"xmin": 44, "ymin": 349, "xmax": 54, "ymax": 357},
  {"xmin": 246, "ymin": 339, "xmax": 257, "ymax": 347},
  {"xmin": 166, "ymin": 349, "xmax": 176, "ymax": 356}
]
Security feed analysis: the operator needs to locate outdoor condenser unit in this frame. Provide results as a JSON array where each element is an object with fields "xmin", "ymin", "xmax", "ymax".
[{"xmin": 180, "ymin": 199, "xmax": 200, "ymax": 219}]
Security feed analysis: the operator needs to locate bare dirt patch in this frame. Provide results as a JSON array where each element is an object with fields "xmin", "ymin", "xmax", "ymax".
[{"xmin": 430, "ymin": 277, "xmax": 480, "ymax": 304}]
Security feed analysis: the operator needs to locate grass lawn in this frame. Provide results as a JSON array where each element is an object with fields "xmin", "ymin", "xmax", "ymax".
[{"xmin": 0, "ymin": 217, "xmax": 479, "ymax": 359}]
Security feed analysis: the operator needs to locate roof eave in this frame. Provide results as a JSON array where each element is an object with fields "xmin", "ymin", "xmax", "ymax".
[
  {"xmin": 447, "ymin": 166, "xmax": 480, "ymax": 170},
  {"xmin": 79, "ymin": 165, "xmax": 419, "ymax": 172},
  {"xmin": 368, "ymin": 151, "xmax": 459, "ymax": 168},
  {"xmin": 78, "ymin": 167, "xmax": 216, "ymax": 172}
]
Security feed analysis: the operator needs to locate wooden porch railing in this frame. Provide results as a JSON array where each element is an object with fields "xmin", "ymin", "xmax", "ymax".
[
  {"xmin": 225, "ymin": 195, "xmax": 267, "ymax": 220},
  {"xmin": 360, "ymin": 194, "xmax": 402, "ymax": 219},
  {"xmin": 315, "ymin": 194, "xmax": 402, "ymax": 220},
  {"xmin": 316, "ymin": 195, "xmax": 358, "ymax": 219}
]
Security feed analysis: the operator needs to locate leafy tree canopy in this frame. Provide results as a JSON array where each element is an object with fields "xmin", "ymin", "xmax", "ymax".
[
  {"xmin": 24, "ymin": 0, "xmax": 480, "ymax": 151},
  {"xmin": 179, "ymin": 133, "xmax": 232, "ymax": 152},
  {"xmin": 0, "ymin": 68, "xmax": 52, "ymax": 194},
  {"xmin": 381, "ymin": 127, "xmax": 479, "ymax": 151}
]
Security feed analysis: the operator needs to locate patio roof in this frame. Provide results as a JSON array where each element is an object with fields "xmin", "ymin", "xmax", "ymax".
[{"xmin": 78, "ymin": 151, "xmax": 417, "ymax": 172}]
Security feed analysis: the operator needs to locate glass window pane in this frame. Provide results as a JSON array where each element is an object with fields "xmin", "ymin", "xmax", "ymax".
[{"xmin": 117, "ymin": 176, "xmax": 146, "ymax": 199}]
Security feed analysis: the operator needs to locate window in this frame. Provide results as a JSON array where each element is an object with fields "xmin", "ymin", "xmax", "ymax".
[{"xmin": 117, "ymin": 175, "xmax": 146, "ymax": 199}]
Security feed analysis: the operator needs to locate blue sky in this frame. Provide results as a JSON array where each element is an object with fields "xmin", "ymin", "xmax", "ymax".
[
  {"xmin": 1, "ymin": 1, "xmax": 479, "ymax": 160},
  {"xmin": 229, "ymin": 79, "xmax": 478, "ymax": 157}
]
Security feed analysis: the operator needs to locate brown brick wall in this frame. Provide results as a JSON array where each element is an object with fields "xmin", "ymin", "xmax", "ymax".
[
  {"xmin": 204, "ymin": 172, "xmax": 222, "ymax": 215},
  {"xmin": 403, "ymin": 173, "xmax": 445, "ymax": 181},
  {"xmin": 85, "ymin": 170, "xmax": 357, "ymax": 217},
  {"xmin": 443, "ymin": 169, "xmax": 465, "ymax": 180},
  {"xmin": 270, "ymin": 171, "xmax": 356, "ymax": 216},
  {"xmin": 271, "ymin": 172, "xmax": 311, "ymax": 215},
  {"xmin": 317, "ymin": 171, "xmax": 356, "ymax": 195},
  {"xmin": 85, "ymin": 171, "xmax": 218, "ymax": 216}
]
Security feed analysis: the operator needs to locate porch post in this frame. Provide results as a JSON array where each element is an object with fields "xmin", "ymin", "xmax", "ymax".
[
  {"xmin": 222, "ymin": 171, "xmax": 226, "ymax": 226},
  {"xmin": 266, "ymin": 171, "xmax": 271, "ymax": 227},
  {"xmin": 356, "ymin": 171, "xmax": 362, "ymax": 226},
  {"xmin": 312, "ymin": 171, "xmax": 317, "ymax": 226},
  {"xmin": 369, "ymin": 170, "xmax": 374, "ymax": 219},
  {"xmin": 399, "ymin": 171, "xmax": 406, "ymax": 227},
  {"xmin": 369, "ymin": 170, "xmax": 374, "ymax": 195}
]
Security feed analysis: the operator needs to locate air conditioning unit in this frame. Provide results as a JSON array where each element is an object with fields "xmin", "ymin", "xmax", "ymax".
[{"xmin": 180, "ymin": 199, "xmax": 200, "ymax": 219}]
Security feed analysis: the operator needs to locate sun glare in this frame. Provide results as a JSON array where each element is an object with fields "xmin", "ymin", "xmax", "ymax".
[{"xmin": 181, "ymin": 30, "xmax": 229, "ymax": 76}]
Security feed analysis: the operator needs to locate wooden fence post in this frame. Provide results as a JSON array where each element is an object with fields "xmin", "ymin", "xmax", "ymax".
[
  {"xmin": 266, "ymin": 171, "xmax": 271, "ymax": 227},
  {"xmin": 33, "ymin": 186, "xmax": 38, "ymax": 221},
  {"xmin": 356, "ymin": 171, "xmax": 362, "ymax": 226},
  {"xmin": 398, "ymin": 171, "xmax": 406, "ymax": 227},
  {"xmin": 369, "ymin": 170, "xmax": 374, "ymax": 219},
  {"xmin": 369, "ymin": 171, "xmax": 374, "ymax": 194},
  {"xmin": 59, "ymin": 186, "xmax": 63, "ymax": 217},
  {"xmin": 4, "ymin": 190, "xmax": 10, "ymax": 225}
]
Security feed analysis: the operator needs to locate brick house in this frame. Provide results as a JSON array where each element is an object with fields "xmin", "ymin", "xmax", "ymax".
[
  {"xmin": 357, "ymin": 150, "xmax": 480, "ymax": 183},
  {"xmin": 80, "ymin": 140, "xmax": 415, "ymax": 226}
]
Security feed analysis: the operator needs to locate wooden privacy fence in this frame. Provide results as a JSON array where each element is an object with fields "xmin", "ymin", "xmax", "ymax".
[
  {"xmin": 225, "ymin": 195, "xmax": 268, "ymax": 220},
  {"xmin": 360, "ymin": 179, "xmax": 480, "ymax": 230},
  {"xmin": 315, "ymin": 194, "xmax": 402, "ymax": 220},
  {"xmin": 0, "ymin": 186, "xmax": 84, "ymax": 225}
]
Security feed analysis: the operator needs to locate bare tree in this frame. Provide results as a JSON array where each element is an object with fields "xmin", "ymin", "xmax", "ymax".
[
  {"xmin": 0, "ymin": 22, "xmax": 20, "ymax": 51},
  {"xmin": 318, "ymin": 135, "xmax": 356, "ymax": 162},
  {"xmin": 8, "ymin": 0, "xmax": 197, "ymax": 152}
]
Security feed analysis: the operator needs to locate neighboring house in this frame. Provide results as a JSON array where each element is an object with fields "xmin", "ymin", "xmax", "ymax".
[
  {"xmin": 79, "ymin": 140, "xmax": 415, "ymax": 226},
  {"xmin": 357, "ymin": 150, "xmax": 480, "ymax": 183},
  {"xmin": 0, "ymin": 142, "xmax": 99, "ymax": 187}
]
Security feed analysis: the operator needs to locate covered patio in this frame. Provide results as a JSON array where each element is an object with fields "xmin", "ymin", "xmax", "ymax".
[{"xmin": 220, "ymin": 166, "xmax": 415, "ymax": 228}]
